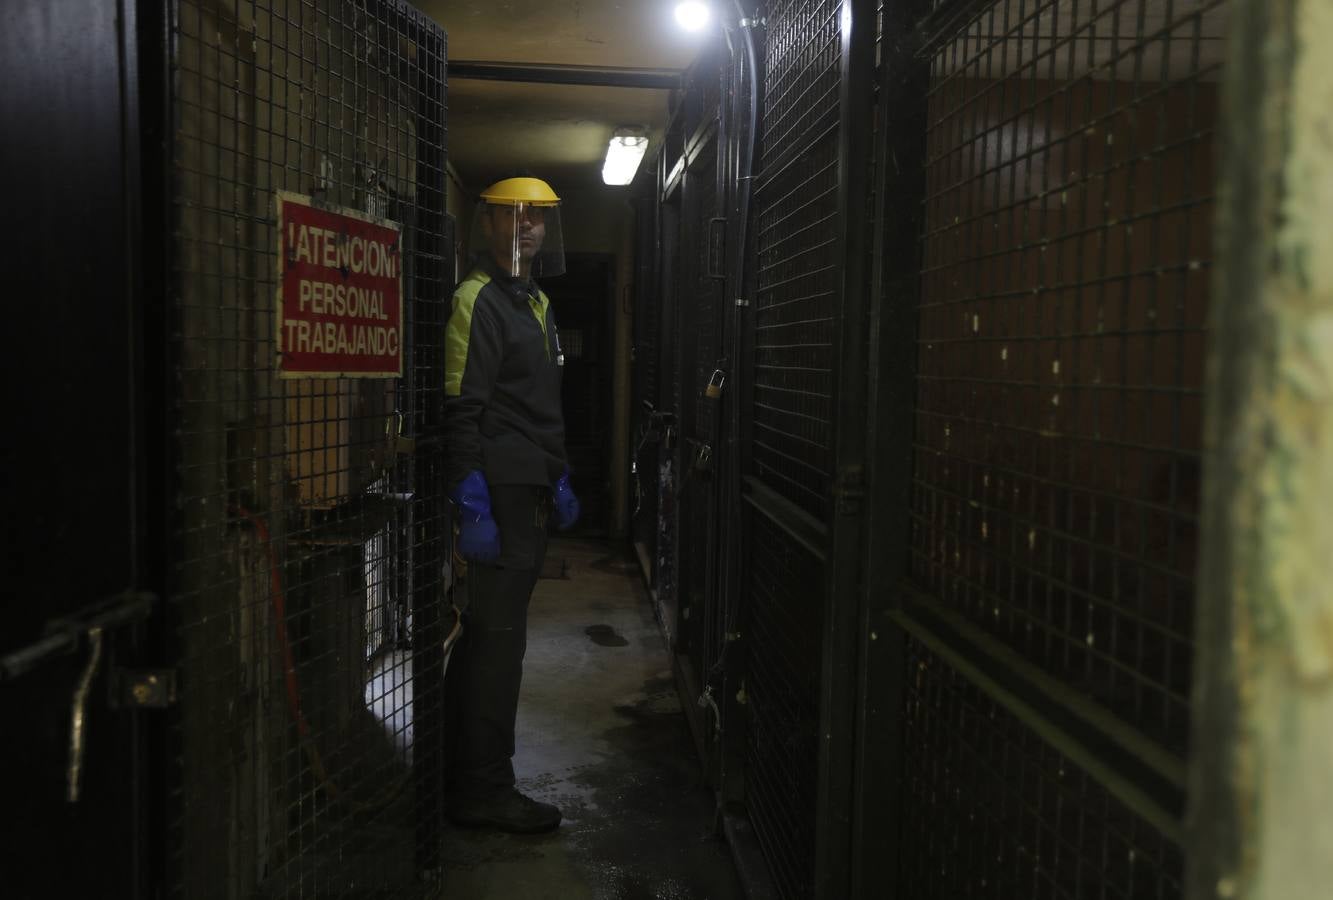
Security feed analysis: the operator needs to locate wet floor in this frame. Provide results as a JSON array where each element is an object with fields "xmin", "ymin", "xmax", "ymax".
[{"xmin": 439, "ymin": 537, "xmax": 745, "ymax": 900}]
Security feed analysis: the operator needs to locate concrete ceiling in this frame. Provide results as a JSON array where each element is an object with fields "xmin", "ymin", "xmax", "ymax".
[{"xmin": 417, "ymin": 0, "xmax": 713, "ymax": 191}]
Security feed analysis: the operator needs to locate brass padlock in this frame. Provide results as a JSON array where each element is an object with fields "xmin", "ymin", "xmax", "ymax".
[{"xmin": 704, "ymin": 369, "xmax": 726, "ymax": 400}]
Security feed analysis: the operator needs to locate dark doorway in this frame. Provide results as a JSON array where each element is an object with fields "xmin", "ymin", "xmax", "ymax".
[{"xmin": 543, "ymin": 254, "xmax": 615, "ymax": 535}]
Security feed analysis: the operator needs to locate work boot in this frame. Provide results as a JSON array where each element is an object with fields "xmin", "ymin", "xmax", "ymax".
[{"xmin": 445, "ymin": 787, "xmax": 562, "ymax": 834}]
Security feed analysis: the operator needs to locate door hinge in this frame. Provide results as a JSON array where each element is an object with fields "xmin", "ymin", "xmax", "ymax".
[{"xmin": 834, "ymin": 464, "xmax": 866, "ymax": 515}]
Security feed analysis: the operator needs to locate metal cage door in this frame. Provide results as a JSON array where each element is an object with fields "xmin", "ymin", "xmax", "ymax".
[{"xmin": 160, "ymin": 1, "xmax": 450, "ymax": 896}]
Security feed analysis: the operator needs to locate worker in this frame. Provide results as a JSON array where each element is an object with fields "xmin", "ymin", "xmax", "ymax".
[{"xmin": 441, "ymin": 175, "xmax": 580, "ymax": 833}]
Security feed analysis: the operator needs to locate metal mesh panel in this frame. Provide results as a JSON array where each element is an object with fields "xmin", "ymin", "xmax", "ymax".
[
  {"xmin": 761, "ymin": 0, "xmax": 842, "ymax": 155},
  {"xmin": 683, "ymin": 138, "xmax": 724, "ymax": 683},
  {"xmin": 691, "ymin": 143, "xmax": 723, "ymax": 446},
  {"xmin": 898, "ymin": 637, "xmax": 1184, "ymax": 898},
  {"xmin": 745, "ymin": 514, "xmax": 823, "ymax": 900},
  {"xmin": 166, "ymin": 0, "xmax": 447, "ymax": 895},
  {"xmin": 909, "ymin": 0, "xmax": 1224, "ymax": 754},
  {"xmin": 752, "ymin": 0, "xmax": 842, "ymax": 520}
]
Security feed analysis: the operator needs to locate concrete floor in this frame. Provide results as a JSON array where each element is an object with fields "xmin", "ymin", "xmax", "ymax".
[{"xmin": 439, "ymin": 537, "xmax": 746, "ymax": 900}]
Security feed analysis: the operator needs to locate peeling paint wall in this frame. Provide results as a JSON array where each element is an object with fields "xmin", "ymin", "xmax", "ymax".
[{"xmin": 1187, "ymin": 0, "xmax": 1333, "ymax": 897}]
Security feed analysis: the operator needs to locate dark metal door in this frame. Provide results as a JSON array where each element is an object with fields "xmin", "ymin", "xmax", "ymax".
[
  {"xmin": 1, "ymin": 2, "xmax": 158, "ymax": 895},
  {"xmin": 677, "ymin": 132, "xmax": 726, "ymax": 710}
]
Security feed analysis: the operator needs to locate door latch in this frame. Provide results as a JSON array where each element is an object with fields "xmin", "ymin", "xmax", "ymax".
[
  {"xmin": 110, "ymin": 667, "xmax": 179, "ymax": 709},
  {"xmin": 66, "ymin": 627, "xmax": 105, "ymax": 803}
]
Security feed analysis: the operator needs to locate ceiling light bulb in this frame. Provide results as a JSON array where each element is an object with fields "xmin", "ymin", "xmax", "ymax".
[
  {"xmin": 674, "ymin": 1, "xmax": 711, "ymax": 32},
  {"xmin": 603, "ymin": 130, "xmax": 649, "ymax": 186}
]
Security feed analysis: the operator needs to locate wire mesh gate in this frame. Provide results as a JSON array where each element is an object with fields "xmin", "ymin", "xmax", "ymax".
[
  {"xmin": 163, "ymin": 1, "xmax": 449, "ymax": 895},
  {"xmin": 741, "ymin": 2, "xmax": 845, "ymax": 897},
  {"xmin": 876, "ymin": 0, "xmax": 1223, "ymax": 896},
  {"xmin": 640, "ymin": 1, "xmax": 1226, "ymax": 898},
  {"xmin": 642, "ymin": 6, "xmax": 845, "ymax": 897},
  {"xmin": 676, "ymin": 101, "xmax": 728, "ymax": 743}
]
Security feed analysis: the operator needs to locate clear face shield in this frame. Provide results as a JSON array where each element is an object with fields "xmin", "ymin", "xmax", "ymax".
[{"xmin": 468, "ymin": 200, "xmax": 566, "ymax": 279}]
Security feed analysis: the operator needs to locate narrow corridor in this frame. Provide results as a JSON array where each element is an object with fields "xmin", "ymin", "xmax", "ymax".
[
  {"xmin": 15, "ymin": 2, "xmax": 1333, "ymax": 897},
  {"xmin": 439, "ymin": 538, "xmax": 745, "ymax": 900}
]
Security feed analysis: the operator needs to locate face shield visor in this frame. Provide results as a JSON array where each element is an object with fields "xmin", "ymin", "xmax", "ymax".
[{"xmin": 468, "ymin": 199, "xmax": 566, "ymax": 280}]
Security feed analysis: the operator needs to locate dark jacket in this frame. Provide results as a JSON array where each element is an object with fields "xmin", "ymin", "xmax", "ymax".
[{"xmin": 443, "ymin": 255, "xmax": 566, "ymax": 490}]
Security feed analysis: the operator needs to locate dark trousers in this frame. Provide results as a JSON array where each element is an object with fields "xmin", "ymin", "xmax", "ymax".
[{"xmin": 443, "ymin": 484, "xmax": 549, "ymax": 795}]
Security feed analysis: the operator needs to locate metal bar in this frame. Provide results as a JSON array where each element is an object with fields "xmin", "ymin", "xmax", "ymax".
[
  {"xmin": 814, "ymin": 1, "xmax": 876, "ymax": 896},
  {"xmin": 446, "ymin": 59, "xmax": 681, "ymax": 90},
  {"xmin": 0, "ymin": 591, "xmax": 157, "ymax": 681},
  {"xmin": 890, "ymin": 605, "xmax": 1185, "ymax": 846},
  {"xmin": 901, "ymin": 588, "xmax": 1187, "ymax": 798},
  {"xmin": 852, "ymin": 2, "xmax": 934, "ymax": 896},
  {"xmin": 413, "ymin": 16, "xmax": 449, "ymax": 874},
  {"xmin": 686, "ymin": 117, "xmax": 721, "ymax": 171},
  {"xmin": 117, "ymin": 0, "xmax": 156, "ymax": 890},
  {"xmin": 718, "ymin": 20, "xmax": 760, "ymax": 820},
  {"xmin": 663, "ymin": 154, "xmax": 686, "ymax": 203},
  {"xmin": 137, "ymin": 3, "xmax": 175, "ymax": 895},
  {"xmin": 742, "ymin": 475, "xmax": 829, "ymax": 562}
]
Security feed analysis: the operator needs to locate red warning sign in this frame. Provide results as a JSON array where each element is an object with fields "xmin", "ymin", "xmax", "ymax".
[{"xmin": 276, "ymin": 192, "xmax": 403, "ymax": 378}]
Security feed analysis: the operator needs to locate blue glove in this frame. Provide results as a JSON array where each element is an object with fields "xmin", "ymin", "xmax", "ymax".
[
  {"xmin": 450, "ymin": 470, "xmax": 500, "ymax": 562},
  {"xmin": 552, "ymin": 468, "xmax": 580, "ymax": 531}
]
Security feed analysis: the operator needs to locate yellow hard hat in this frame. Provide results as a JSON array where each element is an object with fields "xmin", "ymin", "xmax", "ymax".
[{"xmin": 479, "ymin": 177, "xmax": 561, "ymax": 207}]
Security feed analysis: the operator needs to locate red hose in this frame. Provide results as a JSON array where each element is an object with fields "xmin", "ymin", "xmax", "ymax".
[{"xmin": 231, "ymin": 506, "xmax": 338, "ymax": 796}]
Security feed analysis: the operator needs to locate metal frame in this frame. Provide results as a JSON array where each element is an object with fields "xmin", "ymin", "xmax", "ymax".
[
  {"xmin": 893, "ymin": 594, "xmax": 1185, "ymax": 837},
  {"xmin": 852, "ymin": 0, "xmax": 934, "ymax": 892},
  {"xmin": 717, "ymin": 9, "xmax": 762, "ymax": 831},
  {"xmin": 447, "ymin": 60, "xmax": 680, "ymax": 90},
  {"xmin": 139, "ymin": 1, "xmax": 180, "ymax": 892},
  {"xmin": 813, "ymin": 2, "xmax": 877, "ymax": 896},
  {"xmin": 409, "ymin": 17, "xmax": 450, "ymax": 872}
]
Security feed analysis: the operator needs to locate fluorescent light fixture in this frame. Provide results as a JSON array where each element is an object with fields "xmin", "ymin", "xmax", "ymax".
[
  {"xmin": 674, "ymin": 1, "xmax": 711, "ymax": 32},
  {"xmin": 602, "ymin": 129, "xmax": 649, "ymax": 186}
]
